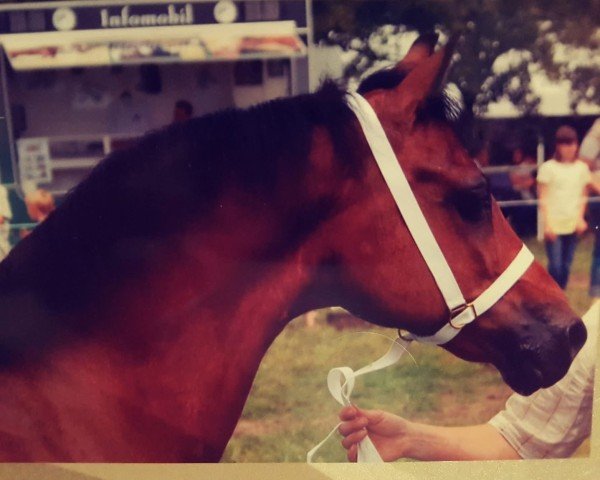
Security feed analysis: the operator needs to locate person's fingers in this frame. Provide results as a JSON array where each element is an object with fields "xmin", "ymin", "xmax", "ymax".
[
  {"xmin": 339, "ymin": 405, "xmax": 358, "ymax": 421},
  {"xmin": 347, "ymin": 444, "xmax": 358, "ymax": 462},
  {"xmin": 341, "ymin": 429, "xmax": 368, "ymax": 449},
  {"xmin": 354, "ymin": 407, "xmax": 385, "ymax": 426},
  {"xmin": 338, "ymin": 417, "xmax": 368, "ymax": 436}
]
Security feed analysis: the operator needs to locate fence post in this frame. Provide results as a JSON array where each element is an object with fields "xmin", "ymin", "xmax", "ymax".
[{"xmin": 536, "ymin": 132, "xmax": 545, "ymax": 242}]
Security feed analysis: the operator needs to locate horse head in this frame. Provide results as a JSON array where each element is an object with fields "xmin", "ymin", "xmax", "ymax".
[{"xmin": 308, "ymin": 35, "xmax": 586, "ymax": 396}]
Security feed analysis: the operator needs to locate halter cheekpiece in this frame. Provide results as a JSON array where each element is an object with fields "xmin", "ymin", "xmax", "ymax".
[{"xmin": 345, "ymin": 91, "xmax": 534, "ymax": 346}]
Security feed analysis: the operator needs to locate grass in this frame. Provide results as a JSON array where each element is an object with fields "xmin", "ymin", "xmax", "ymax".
[{"xmin": 222, "ymin": 234, "xmax": 597, "ymax": 462}]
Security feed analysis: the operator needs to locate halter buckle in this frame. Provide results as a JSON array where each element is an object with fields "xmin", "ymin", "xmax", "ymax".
[{"xmin": 448, "ymin": 303, "xmax": 477, "ymax": 330}]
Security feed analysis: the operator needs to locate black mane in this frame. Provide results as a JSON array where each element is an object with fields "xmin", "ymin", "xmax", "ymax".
[
  {"xmin": 29, "ymin": 67, "xmax": 472, "ymax": 268},
  {"xmin": 0, "ymin": 82, "xmax": 365, "ymax": 364},
  {"xmin": 49, "ymin": 67, "xmax": 470, "ymax": 250},
  {"xmin": 49, "ymin": 81, "xmax": 362, "ymax": 241},
  {"xmin": 0, "ymin": 66, "xmax": 478, "ymax": 366},
  {"xmin": 0, "ymin": 66, "xmax": 484, "ymax": 366}
]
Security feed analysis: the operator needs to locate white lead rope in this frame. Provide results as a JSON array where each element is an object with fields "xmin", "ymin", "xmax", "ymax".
[{"xmin": 306, "ymin": 337, "xmax": 412, "ymax": 463}]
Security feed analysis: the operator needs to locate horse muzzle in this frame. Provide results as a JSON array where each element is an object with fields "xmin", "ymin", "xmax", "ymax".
[{"xmin": 497, "ymin": 317, "xmax": 586, "ymax": 396}]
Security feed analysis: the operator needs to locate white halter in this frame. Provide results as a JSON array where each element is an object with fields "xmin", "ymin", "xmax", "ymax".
[
  {"xmin": 307, "ymin": 92, "xmax": 534, "ymax": 463},
  {"xmin": 346, "ymin": 91, "xmax": 534, "ymax": 345}
]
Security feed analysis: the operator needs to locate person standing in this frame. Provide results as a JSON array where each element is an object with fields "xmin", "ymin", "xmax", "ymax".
[
  {"xmin": 508, "ymin": 144, "xmax": 537, "ymax": 237},
  {"xmin": 0, "ymin": 184, "xmax": 12, "ymax": 261},
  {"xmin": 580, "ymin": 118, "xmax": 600, "ymax": 298},
  {"xmin": 172, "ymin": 99, "xmax": 194, "ymax": 124},
  {"xmin": 537, "ymin": 126, "xmax": 591, "ymax": 289}
]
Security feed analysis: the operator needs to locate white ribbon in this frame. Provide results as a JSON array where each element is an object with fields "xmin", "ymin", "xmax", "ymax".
[{"xmin": 307, "ymin": 337, "xmax": 412, "ymax": 463}]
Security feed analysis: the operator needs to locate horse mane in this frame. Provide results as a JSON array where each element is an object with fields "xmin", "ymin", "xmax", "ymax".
[
  {"xmin": 2, "ymin": 81, "xmax": 367, "ymax": 319},
  {"xmin": 0, "ymin": 68, "xmax": 482, "ymax": 367},
  {"xmin": 42, "ymin": 69, "xmax": 468, "ymax": 253},
  {"xmin": 48, "ymin": 81, "xmax": 360, "ymax": 240},
  {"xmin": 0, "ymin": 67, "xmax": 480, "ymax": 367}
]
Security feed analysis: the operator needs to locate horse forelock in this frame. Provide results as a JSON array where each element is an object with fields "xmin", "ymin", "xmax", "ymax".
[{"xmin": 357, "ymin": 67, "xmax": 481, "ymax": 158}]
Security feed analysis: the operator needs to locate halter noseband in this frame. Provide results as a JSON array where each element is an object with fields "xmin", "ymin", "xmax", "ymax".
[{"xmin": 346, "ymin": 92, "xmax": 534, "ymax": 345}]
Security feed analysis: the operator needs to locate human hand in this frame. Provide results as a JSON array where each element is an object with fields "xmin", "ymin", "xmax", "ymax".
[
  {"xmin": 576, "ymin": 219, "xmax": 588, "ymax": 236},
  {"xmin": 338, "ymin": 405, "xmax": 411, "ymax": 462},
  {"xmin": 544, "ymin": 225, "xmax": 557, "ymax": 242}
]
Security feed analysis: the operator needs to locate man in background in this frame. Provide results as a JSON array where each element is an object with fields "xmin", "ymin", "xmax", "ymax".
[
  {"xmin": 0, "ymin": 184, "xmax": 12, "ymax": 260},
  {"xmin": 173, "ymin": 99, "xmax": 194, "ymax": 123}
]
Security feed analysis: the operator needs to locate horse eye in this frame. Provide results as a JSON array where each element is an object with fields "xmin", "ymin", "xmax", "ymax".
[{"xmin": 449, "ymin": 182, "xmax": 492, "ymax": 223}]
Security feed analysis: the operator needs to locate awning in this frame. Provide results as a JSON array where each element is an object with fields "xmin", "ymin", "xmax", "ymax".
[{"xmin": 0, "ymin": 21, "xmax": 306, "ymax": 70}]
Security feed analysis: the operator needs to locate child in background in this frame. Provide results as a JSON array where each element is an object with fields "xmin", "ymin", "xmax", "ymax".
[{"xmin": 537, "ymin": 126, "xmax": 591, "ymax": 289}]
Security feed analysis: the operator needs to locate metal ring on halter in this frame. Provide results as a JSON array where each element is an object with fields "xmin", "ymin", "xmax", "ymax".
[
  {"xmin": 448, "ymin": 303, "xmax": 477, "ymax": 330},
  {"xmin": 397, "ymin": 329, "xmax": 415, "ymax": 342}
]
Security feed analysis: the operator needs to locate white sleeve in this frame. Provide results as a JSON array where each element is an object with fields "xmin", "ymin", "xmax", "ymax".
[
  {"xmin": 581, "ymin": 164, "xmax": 592, "ymax": 186},
  {"xmin": 0, "ymin": 186, "xmax": 12, "ymax": 220},
  {"xmin": 581, "ymin": 120, "xmax": 600, "ymax": 161},
  {"xmin": 536, "ymin": 162, "xmax": 553, "ymax": 185},
  {"xmin": 488, "ymin": 303, "xmax": 598, "ymax": 458},
  {"xmin": 581, "ymin": 136, "xmax": 600, "ymax": 161}
]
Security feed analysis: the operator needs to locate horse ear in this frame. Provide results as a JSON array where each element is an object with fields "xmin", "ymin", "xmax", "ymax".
[
  {"xmin": 388, "ymin": 34, "xmax": 458, "ymax": 123},
  {"xmin": 396, "ymin": 33, "xmax": 439, "ymax": 72}
]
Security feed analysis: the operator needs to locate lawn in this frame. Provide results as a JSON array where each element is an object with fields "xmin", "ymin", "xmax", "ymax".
[{"xmin": 222, "ymin": 234, "xmax": 597, "ymax": 462}]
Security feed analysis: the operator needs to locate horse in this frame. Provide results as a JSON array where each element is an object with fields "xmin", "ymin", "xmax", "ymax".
[{"xmin": 0, "ymin": 35, "xmax": 586, "ymax": 462}]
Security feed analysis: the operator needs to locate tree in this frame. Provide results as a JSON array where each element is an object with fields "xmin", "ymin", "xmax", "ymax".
[{"xmin": 313, "ymin": 0, "xmax": 600, "ymax": 115}]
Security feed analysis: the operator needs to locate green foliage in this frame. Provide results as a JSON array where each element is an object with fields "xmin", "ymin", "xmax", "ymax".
[{"xmin": 313, "ymin": 0, "xmax": 600, "ymax": 114}]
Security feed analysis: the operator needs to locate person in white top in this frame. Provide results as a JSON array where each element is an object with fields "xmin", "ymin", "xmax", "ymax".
[
  {"xmin": 580, "ymin": 118, "xmax": 600, "ymax": 298},
  {"xmin": 337, "ymin": 301, "xmax": 598, "ymax": 461},
  {"xmin": 537, "ymin": 125, "xmax": 592, "ymax": 289},
  {"xmin": 0, "ymin": 184, "xmax": 12, "ymax": 261}
]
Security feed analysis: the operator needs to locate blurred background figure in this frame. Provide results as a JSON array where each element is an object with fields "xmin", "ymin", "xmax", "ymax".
[
  {"xmin": 509, "ymin": 147, "xmax": 536, "ymax": 199},
  {"xmin": 172, "ymin": 99, "xmax": 194, "ymax": 123},
  {"xmin": 20, "ymin": 181, "xmax": 55, "ymax": 239},
  {"xmin": 25, "ymin": 188, "xmax": 55, "ymax": 223},
  {"xmin": 580, "ymin": 118, "xmax": 600, "ymax": 298},
  {"xmin": 0, "ymin": 184, "xmax": 12, "ymax": 260},
  {"xmin": 537, "ymin": 125, "xmax": 591, "ymax": 289},
  {"xmin": 508, "ymin": 142, "xmax": 537, "ymax": 236}
]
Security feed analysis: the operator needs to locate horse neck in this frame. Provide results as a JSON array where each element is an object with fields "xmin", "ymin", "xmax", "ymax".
[
  {"xmin": 0, "ymin": 191, "xmax": 333, "ymax": 461},
  {"xmin": 144, "ymin": 186, "xmax": 340, "ymax": 450},
  {"xmin": 117, "ymin": 251, "xmax": 315, "ymax": 461}
]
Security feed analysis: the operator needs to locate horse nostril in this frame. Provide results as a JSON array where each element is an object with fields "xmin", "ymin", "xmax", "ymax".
[{"xmin": 567, "ymin": 319, "xmax": 587, "ymax": 356}]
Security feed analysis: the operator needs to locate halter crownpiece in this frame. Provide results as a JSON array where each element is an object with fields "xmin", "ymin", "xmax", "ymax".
[{"xmin": 307, "ymin": 92, "xmax": 535, "ymax": 463}]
